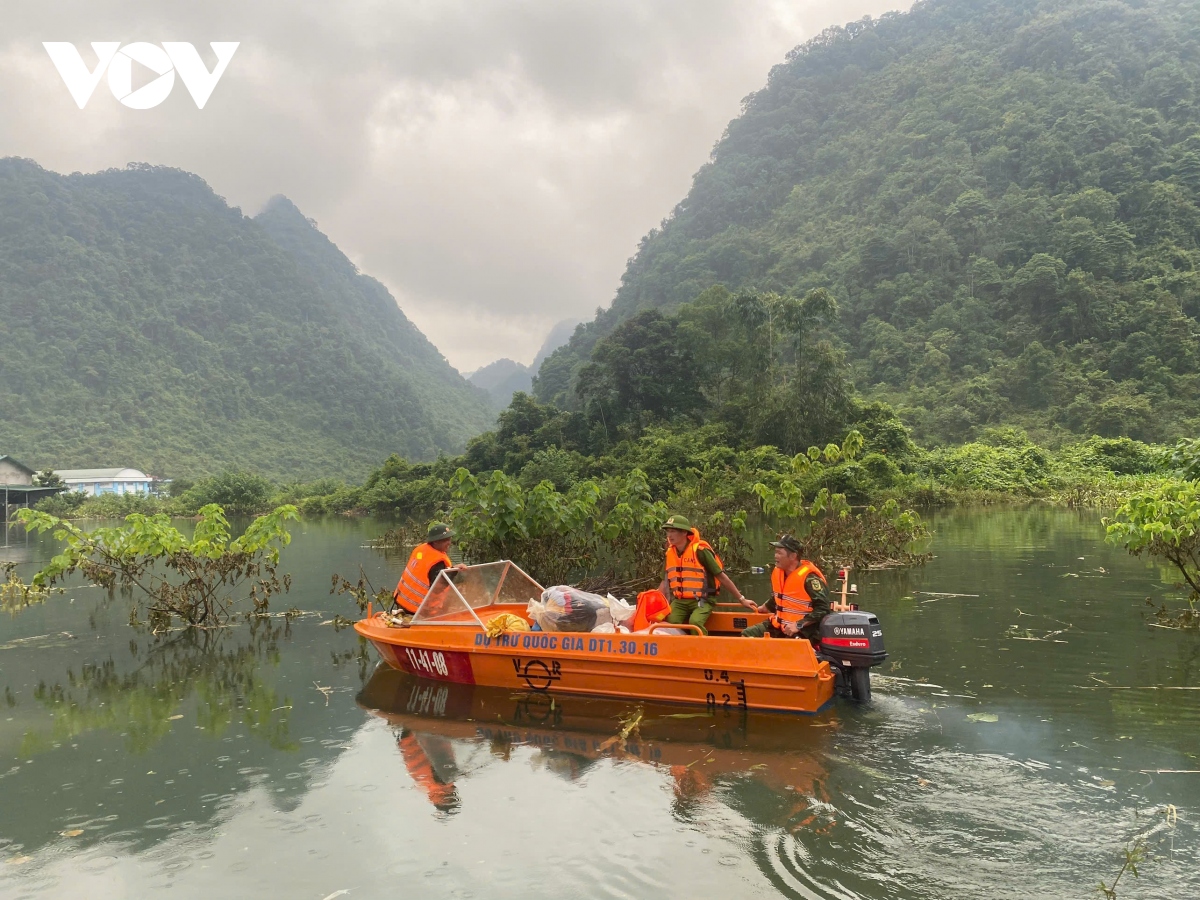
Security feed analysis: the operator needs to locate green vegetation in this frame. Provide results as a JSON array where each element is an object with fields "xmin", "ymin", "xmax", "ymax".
[
  {"xmin": 31, "ymin": 395, "xmax": 1175, "ymax": 532},
  {"xmin": 1106, "ymin": 487, "xmax": 1200, "ymax": 628},
  {"xmin": 538, "ymin": 0, "xmax": 1200, "ymax": 447},
  {"xmin": 1104, "ymin": 437, "xmax": 1200, "ymax": 625},
  {"xmin": 338, "ymin": 396, "xmax": 1167, "ymax": 515},
  {"xmin": 1, "ymin": 562, "xmax": 54, "ymax": 614},
  {"xmin": 15, "ymin": 2, "xmax": 1200, "ymax": 588},
  {"xmin": 570, "ymin": 287, "xmax": 850, "ymax": 453},
  {"xmin": 14, "ymin": 503, "xmax": 298, "ymax": 629},
  {"xmin": 0, "ymin": 160, "xmax": 493, "ymax": 481},
  {"xmin": 441, "ymin": 426, "xmax": 929, "ymax": 584},
  {"xmin": 447, "ymin": 468, "xmax": 675, "ymax": 587},
  {"xmin": 34, "ymin": 470, "xmax": 283, "ymax": 519},
  {"xmin": 32, "ymin": 470, "xmax": 64, "ymax": 488}
]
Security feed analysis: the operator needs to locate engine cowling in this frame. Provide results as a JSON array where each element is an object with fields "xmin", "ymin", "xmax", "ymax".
[{"xmin": 818, "ymin": 611, "xmax": 887, "ymax": 669}]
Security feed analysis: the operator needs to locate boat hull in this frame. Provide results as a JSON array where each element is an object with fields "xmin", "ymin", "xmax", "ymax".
[{"xmin": 355, "ymin": 611, "xmax": 836, "ymax": 714}]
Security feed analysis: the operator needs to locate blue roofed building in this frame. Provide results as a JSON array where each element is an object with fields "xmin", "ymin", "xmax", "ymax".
[{"xmin": 53, "ymin": 467, "xmax": 156, "ymax": 497}]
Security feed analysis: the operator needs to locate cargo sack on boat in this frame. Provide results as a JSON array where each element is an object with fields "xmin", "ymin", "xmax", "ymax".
[
  {"xmin": 484, "ymin": 613, "xmax": 530, "ymax": 637},
  {"xmin": 604, "ymin": 594, "xmax": 636, "ymax": 629},
  {"xmin": 529, "ymin": 586, "xmax": 613, "ymax": 632}
]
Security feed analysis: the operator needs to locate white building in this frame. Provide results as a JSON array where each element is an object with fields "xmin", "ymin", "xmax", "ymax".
[{"xmin": 54, "ymin": 467, "xmax": 156, "ymax": 496}]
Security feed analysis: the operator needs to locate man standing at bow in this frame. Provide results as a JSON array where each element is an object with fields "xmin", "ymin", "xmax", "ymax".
[
  {"xmin": 657, "ymin": 514, "xmax": 755, "ymax": 635},
  {"xmin": 741, "ymin": 534, "xmax": 830, "ymax": 641}
]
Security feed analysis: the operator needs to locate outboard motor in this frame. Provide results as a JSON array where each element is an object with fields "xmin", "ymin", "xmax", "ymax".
[{"xmin": 819, "ymin": 611, "xmax": 887, "ymax": 702}]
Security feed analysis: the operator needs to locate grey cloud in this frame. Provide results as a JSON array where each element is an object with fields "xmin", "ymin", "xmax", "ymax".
[{"xmin": 1, "ymin": 0, "xmax": 910, "ymax": 369}]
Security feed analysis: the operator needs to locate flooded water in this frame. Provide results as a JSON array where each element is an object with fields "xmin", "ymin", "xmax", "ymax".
[{"xmin": 0, "ymin": 507, "xmax": 1196, "ymax": 899}]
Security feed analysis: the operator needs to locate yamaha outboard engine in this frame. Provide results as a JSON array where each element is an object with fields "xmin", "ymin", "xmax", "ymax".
[{"xmin": 818, "ymin": 611, "xmax": 887, "ymax": 702}]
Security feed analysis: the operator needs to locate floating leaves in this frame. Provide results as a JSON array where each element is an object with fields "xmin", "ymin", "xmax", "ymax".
[
  {"xmin": 967, "ymin": 712, "xmax": 998, "ymax": 723},
  {"xmin": 599, "ymin": 707, "xmax": 644, "ymax": 754}
]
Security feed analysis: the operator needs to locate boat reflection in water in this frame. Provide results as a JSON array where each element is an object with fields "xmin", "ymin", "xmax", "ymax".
[{"xmin": 357, "ymin": 664, "xmax": 835, "ymax": 831}]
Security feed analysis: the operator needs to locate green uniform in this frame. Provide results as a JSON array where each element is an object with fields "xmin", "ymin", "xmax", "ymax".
[{"xmin": 667, "ymin": 547, "xmax": 723, "ymax": 634}]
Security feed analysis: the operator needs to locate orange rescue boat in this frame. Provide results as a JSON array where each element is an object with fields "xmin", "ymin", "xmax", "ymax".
[{"xmin": 355, "ymin": 561, "xmax": 837, "ymax": 714}]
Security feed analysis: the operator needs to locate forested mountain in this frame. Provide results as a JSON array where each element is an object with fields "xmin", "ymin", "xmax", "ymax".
[
  {"xmin": 531, "ymin": 319, "xmax": 582, "ymax": 371},
  {"xmin": 0, "ymin": 160, "xmax": 494, "ymax": 480},
  {"xmin": 468, "ymin": 358, "xmax": 533, "ymax": 409},
  {"xmin": 537, "ymin": 0, "xmax": 1200, "ymax": 446}
]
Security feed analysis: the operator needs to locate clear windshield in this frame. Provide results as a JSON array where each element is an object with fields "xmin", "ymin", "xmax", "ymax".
[{"xmin": 410, "ymin": 561, "xmax": 543, "ymax": 627}]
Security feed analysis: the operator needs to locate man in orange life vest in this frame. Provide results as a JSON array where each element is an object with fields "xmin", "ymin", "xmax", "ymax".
[
  {"xmin": 741, "ymin": 534, "xmax": 830, "ymax": 641},
  {"xmin": 397, "ymin": 728, "xmax": 460, "ymax": 812},
  {"xmin": 393, "ymin": 523, "xmax": 457, "ymax": 615},
  {"xmin": 656, "ymin": 514, "xmax": 755, "ymax": 635}
]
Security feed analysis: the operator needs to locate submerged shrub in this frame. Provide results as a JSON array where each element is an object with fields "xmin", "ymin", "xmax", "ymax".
[{"xmin": 178, "ymin": 471, "xmax": 275, "ymax": 516}]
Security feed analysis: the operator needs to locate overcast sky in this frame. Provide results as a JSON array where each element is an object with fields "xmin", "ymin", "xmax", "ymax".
[{"xmin": 1, "ymin": 0, "xmax": 909, "ymax": 372}]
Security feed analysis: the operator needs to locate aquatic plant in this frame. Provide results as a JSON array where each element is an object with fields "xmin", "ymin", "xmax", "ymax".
[
  {"xmin": 330, "ymin": 566, "xmax": 393, "ymax": 616},
  {"xmin": 1096, "ymin": 805, "xmax": 1179, "ymax": 898},
  {"xmin": 0, "ymin": 561, "xmax": 58, "ymax": 614},
  {"xmin": 12, "ymin": 503, "xmax": 298, "ymax": 629},
  {"xmin": 1105, "ymin": 480, "xmax": 1200, "ymax": 627},
  {"xmin": 1097, "ymin": 834, "xmax": 1147, "ymax": 899}
]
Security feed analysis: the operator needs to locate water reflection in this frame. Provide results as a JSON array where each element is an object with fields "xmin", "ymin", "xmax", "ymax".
[
  {"xmin": 1, "ymin": 508, "xmax": 1197, "ymax": 900},
  {"xmin": 356, "ymin": 658, "xmax": 1200, "ymax": 900},
  {"xmin": 359, "ymin": 666, "xmax": 836, "ymax": 833},
  {"xmin": 0, "ymin": 617, "xmax": 371, "ymax": 864},
  {"xmin": 25, "ymin": 620, "xmax": 297, "ymax": 756}
]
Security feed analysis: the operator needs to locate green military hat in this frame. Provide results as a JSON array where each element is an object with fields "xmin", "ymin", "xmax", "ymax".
[
  {"xmin": 662, "ymin": 514, "xmax": 693, "ymax": 532},
  {"xmin": 426, "ymin": 523, "xmax": 453, "ymax": 542},
  {"xmin": 770, "ymin": 533, "xmax": 803, "ymax": 554}
]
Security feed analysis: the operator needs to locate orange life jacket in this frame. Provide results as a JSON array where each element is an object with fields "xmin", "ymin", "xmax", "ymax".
[
  {"xmin": 394, "ymin": 543, "xmax": 452, "ymax": 614},
  {"xmin": 632, "ymin": 589, "xmax": 671, "ymax": 632},
  {"xmin": 770, "ymin": 561, "xmax": 825, "ymax": 630},
  {"xmin": 398, "ymin": 731, "xmax": 457, "ymax": 810},
  {"xmin": 665, "ymin": 531, "xmax": 723, "ymax": 601}
]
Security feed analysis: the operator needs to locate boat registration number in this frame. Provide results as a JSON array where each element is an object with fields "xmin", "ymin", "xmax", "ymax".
[
  {"xmin": 475, "ymin": 632, "xmax": 659, "ymax": 656},
  {"xmin": 401, "ymin": 647, "xmax": 474, "ymax": 683}
]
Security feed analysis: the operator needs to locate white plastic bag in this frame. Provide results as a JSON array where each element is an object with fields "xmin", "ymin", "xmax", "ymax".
[
  {"xmin": 604, "ymin": 593, "xmax": 636, "ymax": 629},
  {"xmin": 530, "ymin": 586, "xmax": 614, "ymax": 632}
]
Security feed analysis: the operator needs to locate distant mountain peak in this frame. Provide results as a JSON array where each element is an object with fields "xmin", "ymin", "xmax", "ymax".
[
  {"xmin": 258, "ymin": 194, "xmax": 317, "ymax": 228},
  {"xmin": 468, "ymin": 358, "xmax": 533, "ymax": 410}
]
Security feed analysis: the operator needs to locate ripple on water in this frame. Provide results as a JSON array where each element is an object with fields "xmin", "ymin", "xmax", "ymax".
[
  {"xmin": 778, "ymin": 708, "xmax": 1200, "ymax": 900},
  {"xmin": 77, "ymin": 856, "xmax": 119, "ymax": 875}
]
